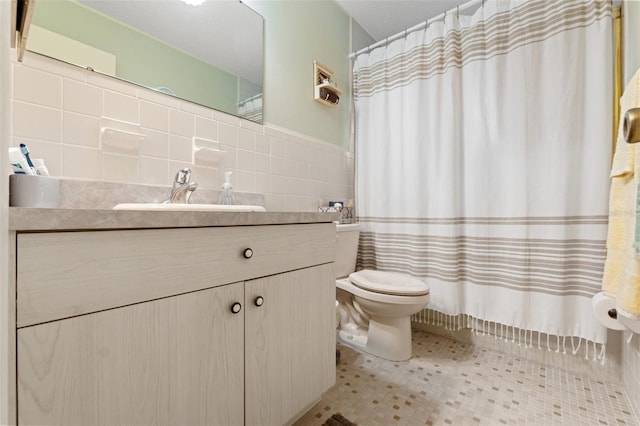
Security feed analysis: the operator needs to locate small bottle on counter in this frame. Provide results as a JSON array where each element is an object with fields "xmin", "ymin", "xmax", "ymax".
[{"xmin": 218, "ymin": 171, "xmax": 236, "ymax": 205}]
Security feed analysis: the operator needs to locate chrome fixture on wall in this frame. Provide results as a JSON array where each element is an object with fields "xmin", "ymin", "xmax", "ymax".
[{"xmin": 624, "ymin": 107, "xmax": 640, "ymax": 143}]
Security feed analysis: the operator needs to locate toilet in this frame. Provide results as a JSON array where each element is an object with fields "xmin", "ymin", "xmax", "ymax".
[{"xmin": 335, "ymin": 223, "xmax": 430, "ymax": 361}]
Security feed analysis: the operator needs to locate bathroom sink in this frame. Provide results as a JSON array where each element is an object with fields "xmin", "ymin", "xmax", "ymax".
[{"xmin": 113, "ymin": 203, "xmax": 267, "ymax": 212}]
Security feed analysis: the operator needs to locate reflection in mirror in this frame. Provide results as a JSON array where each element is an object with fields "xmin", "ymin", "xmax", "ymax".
[{"xmin": 27, "ymin": 0, "xmax": 264, "ymax": 123}]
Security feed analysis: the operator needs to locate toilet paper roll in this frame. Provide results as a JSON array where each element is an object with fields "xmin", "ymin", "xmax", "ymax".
[
  {"xmin": 617, "ymin": 310, "xmax": 640, "ymax": 334},
  {"xmin": 623, "ymin": 108, "xmax": 640, "ymax": 144},
  {"xmin": 591, "ymin": 292, "xmax": 626, "ymax": 330}
]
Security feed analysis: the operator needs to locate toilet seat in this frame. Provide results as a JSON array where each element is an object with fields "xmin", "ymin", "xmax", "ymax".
[{"xmin": 349, "ymin": 270, "xmax": 429, "ymax": 297}]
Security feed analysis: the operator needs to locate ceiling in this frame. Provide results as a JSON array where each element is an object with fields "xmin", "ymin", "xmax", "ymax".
[{"xmin": 335, "ymin": 0, "xmax": 471, "ymax": 43}]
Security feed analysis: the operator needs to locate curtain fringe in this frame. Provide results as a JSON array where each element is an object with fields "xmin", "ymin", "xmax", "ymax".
[{"xmin": 411, "ymin": 309, "xmax": 606, "ymax": 365}]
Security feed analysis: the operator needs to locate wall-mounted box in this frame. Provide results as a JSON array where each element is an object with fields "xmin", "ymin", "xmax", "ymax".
[{"xmin": 313, "ymin": 61, "xmax": 341, "ymax": 106}]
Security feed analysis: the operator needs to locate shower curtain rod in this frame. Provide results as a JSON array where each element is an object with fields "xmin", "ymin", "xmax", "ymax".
[{"xmin": 348, "ymin": 0, "xmax": 483, "ymax": 59}]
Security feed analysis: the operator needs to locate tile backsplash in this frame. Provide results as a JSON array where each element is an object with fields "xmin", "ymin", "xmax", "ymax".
[{"xmin": 10, "ymin": 53, "xmax": 354, "ymax": 212}]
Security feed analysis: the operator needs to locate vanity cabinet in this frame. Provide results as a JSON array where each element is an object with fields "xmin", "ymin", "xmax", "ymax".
[{"xmin": 13, "ymin": 223, "xmax": 336, "ymax": 426}]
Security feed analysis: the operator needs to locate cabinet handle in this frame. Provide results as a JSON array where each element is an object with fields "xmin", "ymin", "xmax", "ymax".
[
  {"xmin": 254, "ymin": 296, "xmax": 264, "ymax": 307},
  {"xmin": 243, "ymin": 248, "xmax": 253, "ymax": 259},
  {"xmin": 230, "ymin": 302, "xmax": 242, "ymax": 314}
]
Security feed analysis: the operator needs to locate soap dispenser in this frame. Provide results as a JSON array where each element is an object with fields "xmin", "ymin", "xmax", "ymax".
[{"xmin": 218, "ymin": 171, "xmax": 236, "ymax": 205}]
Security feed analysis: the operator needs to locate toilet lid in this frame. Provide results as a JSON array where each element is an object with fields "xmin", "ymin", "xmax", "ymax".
[{"xmin": 349, "ymin": 270, "xmax": 430, "ymax": 296}]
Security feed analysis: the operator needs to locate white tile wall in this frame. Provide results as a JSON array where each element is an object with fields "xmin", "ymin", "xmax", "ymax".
[
  {"xmin": 11, "ymin": 53, "xmax": 354, "ymax": 212},
  {"xmin": 62, "ymin": 112, "xmax": 100, "ymax": 148},
  {"xmin": 622, "ymin": 331, "xmax": 640, "ymax": 420},
  {"xmin": 63, "ymin": 79, "xmax": 102, "ymax": 116}
]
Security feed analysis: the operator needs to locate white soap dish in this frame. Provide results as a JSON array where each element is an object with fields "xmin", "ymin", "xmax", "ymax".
[
  {"xmin": 100, "ymin": 117, "xmax": 145, "ymax": 155},
  {"xmin": 193, "ymin": 137, "xmax": 226, "ymax": 165}
]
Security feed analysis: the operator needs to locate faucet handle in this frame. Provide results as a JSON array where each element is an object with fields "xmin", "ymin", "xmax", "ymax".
[{"xmin": 174, "ymin": 168, "xmax": 192, "ymax": 184}]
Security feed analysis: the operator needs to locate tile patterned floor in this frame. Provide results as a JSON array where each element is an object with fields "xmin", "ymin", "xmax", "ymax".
[{"xmin": 294, "ymin": 330, "xmax": 639, "ymax": 426}]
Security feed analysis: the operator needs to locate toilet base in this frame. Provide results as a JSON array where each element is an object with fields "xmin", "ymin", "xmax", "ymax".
[
  {"xmin": 367, "ymin": 315, "xmax": 412, "ymax": 361},
  {"xmin": 337, "ymin": 315, "xmax": 413, "ymax": 362}
]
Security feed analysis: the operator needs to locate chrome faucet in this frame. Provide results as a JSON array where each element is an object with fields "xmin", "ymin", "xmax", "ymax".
[{"xmin": 166, "ymin": 168, "xmax": 198, "ymax": 204}]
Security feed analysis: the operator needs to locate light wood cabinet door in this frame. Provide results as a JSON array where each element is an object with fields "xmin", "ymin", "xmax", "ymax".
[
  {"xmin": 245, "ymin": 263, "xmax": 336, "ymax": 426},
  {"xmin": 17, "ymin": 282, "xmax": 245, "ymax": 426}
]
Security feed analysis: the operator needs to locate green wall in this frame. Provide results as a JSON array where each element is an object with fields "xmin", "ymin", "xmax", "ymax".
[
  {"xmin": 32, "ymin": 0, "xmax": 352, "ymax": 148},
  {"xmin": 246, "ymin": 0, "xmax": 351, "ymax": 149},
  {"xmin": 32, "ymin": 0, "xmax": 238, "ymax": 115}
]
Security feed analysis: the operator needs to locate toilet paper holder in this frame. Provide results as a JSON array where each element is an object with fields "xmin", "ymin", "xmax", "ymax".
[
  {"xmin": 591, "ymin": 292, "xmax": 627, "ymax": 331},
  {"xmin": 592, "ymin": 292, "xmax": 640, "ymax": 334}
]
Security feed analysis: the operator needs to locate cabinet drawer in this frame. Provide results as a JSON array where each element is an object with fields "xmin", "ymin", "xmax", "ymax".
[{"xmin": 17, "ymin": 223, "xmax": 335, "ymax": 327}]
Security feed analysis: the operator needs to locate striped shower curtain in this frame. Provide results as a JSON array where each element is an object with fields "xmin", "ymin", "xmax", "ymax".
[{"xmin": 353, "ymin": 0, "xmax": 612, "ymax": 357}]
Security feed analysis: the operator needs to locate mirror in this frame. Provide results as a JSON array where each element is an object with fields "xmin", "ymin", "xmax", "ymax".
[{"xmin": 27, "ymin": 0, "xmax": 264, "ymax": 123}]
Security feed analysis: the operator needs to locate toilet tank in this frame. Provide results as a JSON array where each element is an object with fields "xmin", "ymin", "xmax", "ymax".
[{"xmin": 335, "ymin": 223, "xmax": 361, "ymax": 278}]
